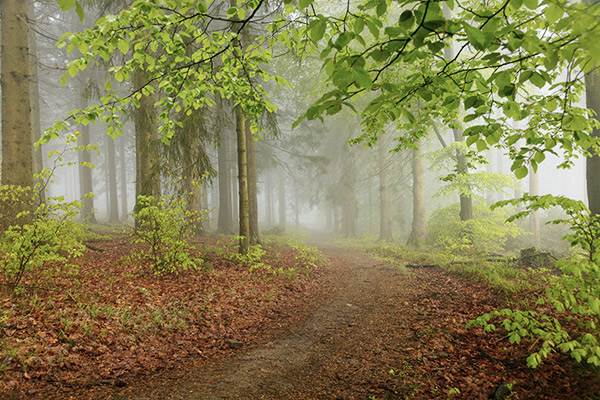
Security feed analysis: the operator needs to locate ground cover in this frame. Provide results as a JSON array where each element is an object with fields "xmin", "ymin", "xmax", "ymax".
[{"xmin": 0, "ymin": 234, "xmax": 324, "ymax": 399}]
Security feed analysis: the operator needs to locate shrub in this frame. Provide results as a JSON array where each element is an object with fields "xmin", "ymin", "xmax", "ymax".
[
  {"xmin": 0, "ymin": 185, "xmax": 85, "ymax": 290},
  {"xmin": 130, "ymin": 195, "xmax": 205, "ymax": 275},
  {"xmin": 427, "ymin": 201, "xmax": 526, "ymax": 255},
  {"xmin": 469, "ymin": 195, "xmax": 600, "ymax": 368}
]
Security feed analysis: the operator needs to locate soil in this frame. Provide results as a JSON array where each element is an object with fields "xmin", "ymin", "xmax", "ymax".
[{"xmin": 39, "ymin": 237, "xmax": 600, "ymax": 400}]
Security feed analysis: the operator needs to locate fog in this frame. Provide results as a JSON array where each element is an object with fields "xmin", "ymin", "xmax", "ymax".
[{"xmin": 3, "ymin": 0, "xmax": 594, "ymax": 256}]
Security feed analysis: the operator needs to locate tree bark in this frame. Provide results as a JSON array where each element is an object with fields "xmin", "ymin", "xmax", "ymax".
[
  {"xmin": 217, "ymin": 126, "xmax": 234, "ymax": 233},
  {"xmin": 586, "ymin": 70, "xmax": 600, "ymax": 215},
  {"xmin": 236, "ymin": 107, "xmax": 250, "ymax": 255},
  {"xmin": 1, "ymin": 0, "xmax": 34, "ymax": 226},
  {"xmin": 529, "ymin": 165, "xmax": 541, "ymax": 248},
  {"xmin": 378, "ymin": 137, "xmax": 393, "ymax": 241},
  {"xmin": 407, "ymin": 142, "xmax": 426, "ymax": 246},
  {"xmin": 78, "ymin": 75, "xmax": 97, "ymax": 223},
  {"xmin": 246, "ymin": 123, "xmax": 259, "ymax": 243},
  {"xmin": 278, "ymin": 168, "xmax": 286, "ymax": 232},
  {"xmin": 28, "ymin": 4, "xmax": 44, "ymax": 206},
  {"xmin": 133, "ymin": 69, "xmax": 161, "ymax": 223},
  {"xmin": 119, "ymin": 134, "xmax": 128, "ymax": 220},
  {"xmin": 453, "ymin": 128, "xmax": 473, "ymax": 221},
  {"xmin": 107, "ymin": 136, "xmax": 119, "ymax": 223}
]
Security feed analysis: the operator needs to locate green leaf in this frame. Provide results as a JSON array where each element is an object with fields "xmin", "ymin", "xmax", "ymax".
[
  {"xmin": 118, "ymin": 39, "xmax": 130, "ymax": 55},
  {"xmin": 514, "ymin": 166, "xmax": 528, "ymax": 179},
  {"xmin": 298, "ymin": 0, "xmax": 314, "ymax": 9},
  {"xmin": 309, "ymin": 19, "xmax": 326, "ymax": 43},
  {"xmin": 545, "ymin": 4, "xmax": 563, "ymax": 25},
  {"xmin": 523, "ymin": 0, "xmax": 538, "ymax": 10},
  {"xmin": 58, "ymin": 0, "xmax": 76, "ymax": 12},
  {"xmin": 75, "ymin": 2, "xmax": 85, "ymax": 21},
  {"xmin": 352, "ymin": 68, "xmax": 372, "ymax": 90}
]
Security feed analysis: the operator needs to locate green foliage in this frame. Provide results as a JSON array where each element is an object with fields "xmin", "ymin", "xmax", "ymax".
[
  {"xmin": 48, "ymin": 0, "xmax": 290, "ymax": 145},
  {"xmin": 470, "ymin": 197, "xmax": 600, "ymax": 368},
  {"xmin": 0, "ymin": 185, "xmax": 85, "ymax": 290},
  {"xmin": 428, "ymin": 143, "xmax": 516, "ymax": 200},
  {"xmin": 130, "ymin": 195, "xmax": 205, "ymax": 275},
  {"xmin": 287, "ymin": 0, "xmax": 600, "ymax": 175},
  {"xmin": 427, "ymin": 202, "xmax": 526, "ymax": 255}
]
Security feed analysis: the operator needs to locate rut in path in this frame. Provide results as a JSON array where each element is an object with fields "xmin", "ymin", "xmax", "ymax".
[{"xmin": 101, "ymin": 242, "xmax": 414, "ymax": 400}]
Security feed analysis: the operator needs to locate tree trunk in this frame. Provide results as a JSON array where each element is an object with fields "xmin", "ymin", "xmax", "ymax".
[
  {"xmin": 1, "ymin": 0, "xmax": 34, "ymax": 226},
  {"xmin": 340, "ymin": 149, "xmax": 357, "ymax": 238},
  {"xmin": 28, "ymin": 5, "xmax": 44, "ymax": 206},
  {"xmin": 453, "ymin": 128, "xmax": 473, "ymax": 221},
  {"xmin": 236, "ymin": 107, "xmax": 250, "ymax": 255},
  {"xmin": 107, "ymin": 136, "xmax": 119, "ymax": 223},
  {"xmin": 133, "ymin": 69, "xmax": 161, "ymax": 222},
  {"xmin": 378, "ymin": 138, "xmax": 393, "ymax": 241},
  {"xmin": 119, "ymin": 134, "xmax": 128, "ymax": 220},
  {"xmin": 294, "ymin": 182, "xmax": 300, "ymax": 230},
  {"xmin": 246, "ymin": 124, "xmax": 259, "ymax": 243},
  {"xmin": 407, "ymin": 143, "xmax": 426, "ymax": 246},
  {"xmin": 217, "ymin": 126, "xmax": 234, "ymax": 233},
  {"xmin": 586, "ymin": 71, "xmax": 600, "ymax": 216},
  {"xmin": 265, "ymin": 170, "xmax": 273, "ymax": 227},
  {"xmin": 529, "ymin": 165, "xmax": 541, "ymax": 248},
  {"xmin": 78, "ymin": 76, "xmax": 97, "ymax": 223},
  {"xmin": 278, "ymin": 168, "xmax": 286, "ymax": 232}
]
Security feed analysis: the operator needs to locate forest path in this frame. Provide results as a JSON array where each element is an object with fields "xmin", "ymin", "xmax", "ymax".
[
  {"xmin": 99, "ymin": 237, "xmax": 418, "ymax": 400},
  {"xmin": 71, "ymin": 236, "xmax": 593, "ymax": 399}
]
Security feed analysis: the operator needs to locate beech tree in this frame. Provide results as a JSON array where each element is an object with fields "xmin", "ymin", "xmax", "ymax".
[
  {"xmin": 52, "ymin": 0, "xmax": 289, "ymax": 254},
  {"xmin": 1, "ymin": 0, "xmax": 34, "ymax": 226},
  {"xmin": 291, "ymin": 0, "xmax": 600, "ymax": 188}
]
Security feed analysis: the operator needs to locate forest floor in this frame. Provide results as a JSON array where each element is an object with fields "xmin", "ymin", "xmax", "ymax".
[{"xmin": 2, "ymin": 232, "xmax": 600, "ymax": 399}]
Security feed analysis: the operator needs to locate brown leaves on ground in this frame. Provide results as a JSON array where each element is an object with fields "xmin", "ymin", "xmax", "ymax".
[
  {"xmin": 1, "ymin": 238, "xmax": 599, "ymax": 400},
  {"xmin": 0, "ymin": 236, "xmax": 323, "ymax": 399}
]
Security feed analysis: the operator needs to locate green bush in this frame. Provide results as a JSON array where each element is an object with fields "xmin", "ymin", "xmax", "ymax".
[
  {"xmin": 130, "ymin": 195, "xmax": 205, "ymax": 275},
  {"xmin": 0, "ymin": 185, "xmax": 85, "ymax": 290},
  {"xmin": 427, "ymin": 201, "xmax": 526, "ymax": 255},
  {"xmin": 469, "ymin": 195, "xmax": 600, "ymax": 368}
]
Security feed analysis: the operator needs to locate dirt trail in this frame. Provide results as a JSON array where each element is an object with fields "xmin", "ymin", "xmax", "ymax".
[
  {"xmin": 88, "ymin": 241, "xmax": 408, "ymax": 400},
  {"xmin": 68, "ymin": 239, "xmax": 597, "ymax": 400}
]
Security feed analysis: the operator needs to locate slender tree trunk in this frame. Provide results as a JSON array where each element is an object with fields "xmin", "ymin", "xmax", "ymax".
[
  {"xmin": 265, "ymin": 170, "xmax": 273, "ymax": 227},
  {"xmin": 236, "ymin": 107, "xmax": 250, "ymax": 255},
  {"xmin": 246, "ymin": 124, "xmax": 259, "ymax": 243},
  {"xmin": 341, "ymin": 149, "xmax": 357, "ymax": 238},
  {"xmin": 378, "ymin": 138, "xmax": 393, "ymax": 241},
  {"xmin": 1, "ymin": 0, "xmax": 33, "ymax": 226},
  {"xmin": 278, "ymin": 168, "xmax": 286, "ymax": 232},
  {"xmin": 586, "ymin": 71, "xmax": 600, "ymax": 216},
  {"xmin": 106, "ymin": 136, "xmax": 120, "ymax": 223},
  {"xmin": 78, "ymin": 76, "xmax": 97, "ymax": 223},
  {"xmin": 294, "ymin": 182, "xmax": 300, "ymax": 230},
  {"xmin": 407, "ymin": 143, "xmax": 426, "ymax": 246},
  {"xmin": 28, "ymin": 6, "xmax": 44, "ymax": 205},
  {"xmin": 119, "ymin": 134, "xmax": 128, "ymax": 220},
  {"xmin": 217, "ymin": 127, "xmax": 234, "ymax": 233},
  {"xmin": 453, "ymin": 128, "xmax": 473, "ymax": 221},
  {"xmin": 529, "ymin": 165, "xmax": 541, "ymax": 248},
  {"xmin": 133, "ymin": 69, "xmax": 161, "ymax": 223}
]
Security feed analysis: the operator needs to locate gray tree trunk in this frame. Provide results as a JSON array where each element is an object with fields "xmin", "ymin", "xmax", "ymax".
[
  {"xmin": 217, "ymin": 125, "xmax": 234, "ymax": 233},
  {"xmin": 378, "ymin": 138, "xmax": 393, "ymax": 241},
  {"xmin": 236, "ymin": 107, "xmax": 250, "ymax": 255},
  {"xmin": 133, "ymin": 69, "xmax": 161, "ymax": 222},
  {"xmin": 107, "ymin": 136, "xmax": 119, "ymax": 223},
  {"xmin": 1, "ymin": 0, "xmax": 34, "ymax": 226},
  {"xmin": 407, "ymin": 143, "xmax": 426, "ymax": 246},
  {"xmin": 586, "ymin": 71, "xmax": 600, "ymax": 215}
]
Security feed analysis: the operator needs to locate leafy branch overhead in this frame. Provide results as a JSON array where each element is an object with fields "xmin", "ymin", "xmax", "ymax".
[
  {"xmin": 286, "ymin": 0, "xmax": 600, "ymax": 176},
  {"xmin": 49, "ymin": 0, "xmax": 291, "ymax": 145}
]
